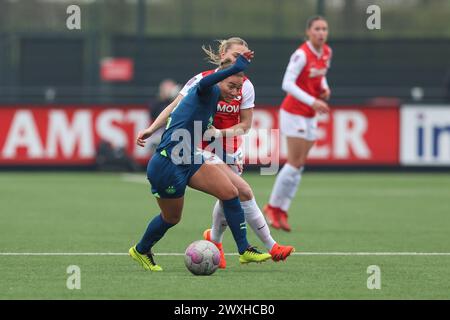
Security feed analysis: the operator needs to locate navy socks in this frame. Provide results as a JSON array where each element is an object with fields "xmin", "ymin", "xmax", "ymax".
[
  {"xmin": 136, "ymin": 214, "xmax": 175, "ymax": 254},
  {"xmin": 136, "ymin": 199, "xmax": 249, "ymax": 255},
  {"xmin": 222, "ymin": 197, "xmax": 249, "ymax": 254}
]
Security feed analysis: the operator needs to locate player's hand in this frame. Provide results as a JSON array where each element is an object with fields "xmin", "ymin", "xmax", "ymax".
[
  {"xmin": 235, "ymin": 157, "xmax": 244, "ymax": 174},
  {"xmin": 241, "ymin": 50, "xmax": 254, "ymax": 62},
  {"xmin": 311, "ymin": 99, "xmax": 330, "ymax": 114},
  {"xmin": 204, "ymin": 126, "xmax": 222, "ymax": 139},
  {"xmin": 233, "ymin": 150, "xmax": 244, "ymax": 174},
  {"xmin": 136, "ymin": 129, "xmax": 152, "ymax": 147},
  {"xmin": 320, "ymin": 89, "xmax": 331, "ymax": 101}
]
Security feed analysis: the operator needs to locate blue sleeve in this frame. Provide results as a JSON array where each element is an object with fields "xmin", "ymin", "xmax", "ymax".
[{"xmin": 197, "ymin": 55, "xmax": 250, "ymax": 95}]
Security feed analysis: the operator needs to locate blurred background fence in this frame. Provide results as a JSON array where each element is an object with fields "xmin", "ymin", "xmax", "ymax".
[
  {"xmin": 1, "ymin": 0, "xmax": 450, "ymax": 169},
  {"xmin": 0, "ymin": 0, "xmax": 449, "ymax": 105}
]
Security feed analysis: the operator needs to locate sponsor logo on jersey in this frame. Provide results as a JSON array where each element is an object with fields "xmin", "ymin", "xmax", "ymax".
[
  {"xmin": 217, "ymin": 104, "xmax": 240, "ymax": 113},
  {"xmin": 309, "ymin": 67, "xmax": 328, "ymax": 78}
]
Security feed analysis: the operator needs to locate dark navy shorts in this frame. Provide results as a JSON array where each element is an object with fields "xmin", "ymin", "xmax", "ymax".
[{"xmin": 146, "ymin": 151, "xmax": 204, "ymax": 198}]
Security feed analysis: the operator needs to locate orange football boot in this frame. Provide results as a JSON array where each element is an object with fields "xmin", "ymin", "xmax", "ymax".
[
  {"xmin": 203, "ymin": 228, "xmax": 226, "ymax": 269},
  {"xmin": 269, "ymin": 243, "xmax": 295, "ymax": 261},
  {"xmin": 278, "ymin": 210, "xmax": 291, "ymax": 232},
  {"xmin": 263, "ymin": 204, "xmax": 281, "ymax": 229}
]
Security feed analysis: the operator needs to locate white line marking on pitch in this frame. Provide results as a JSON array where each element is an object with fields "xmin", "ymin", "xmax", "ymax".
[
  {"xmin": 121, "ymin": 174, "xmax": 450, "ymax": 197},
  {"xmin": 1, "ymin": 252, "xmax": 450, "ymax": 256},
  {"xmin": 121, "ymin": 174, "xmax": 147, "ymax": 184}
]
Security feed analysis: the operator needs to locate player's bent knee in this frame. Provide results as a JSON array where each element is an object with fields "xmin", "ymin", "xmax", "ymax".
[
  {"xmin": 238, "ymin": 185, "xmax": 253, "ymax": 201},
  {"xmin": 220, "ymin": 185, "xmax": 239, "ymax": 200}
]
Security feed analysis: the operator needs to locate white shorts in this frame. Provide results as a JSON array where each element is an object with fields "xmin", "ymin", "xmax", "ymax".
[
  {"xmin": 279, "ymin": 109, "xmax": 318, "ymax": 141},
  {"xmin": 200, "ymin": 148, "xmax": 243, "ymax": 176}
]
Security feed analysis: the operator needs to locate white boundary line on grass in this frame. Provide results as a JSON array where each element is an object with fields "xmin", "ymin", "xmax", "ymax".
[{"xmin": 1, "ymin": 252, "xmax": 450, "ymax": 256}]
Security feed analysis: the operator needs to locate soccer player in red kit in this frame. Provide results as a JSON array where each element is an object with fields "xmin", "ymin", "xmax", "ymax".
[
  {"xmin": 143, "ymin": 38, "xmax": 294, "ymax": 268},
  {"xmin": 264, "ymin": 16, "xmax": 332, "ymax": 232}
]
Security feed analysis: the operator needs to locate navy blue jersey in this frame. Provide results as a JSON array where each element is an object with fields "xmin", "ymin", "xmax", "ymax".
[
  {"xmin": 156, "ymin": 84, "xmax": 218, "ymax": 163},
  {"xmin": 156, "ymin": 55, "xmax": 249, "ymax": 164}
]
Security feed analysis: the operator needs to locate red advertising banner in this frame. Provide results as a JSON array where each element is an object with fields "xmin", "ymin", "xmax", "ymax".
[
  {"xmin": 0, "ymin": 106, "xmax": 149, "ymax": 165},
  {"xmin": 0, "ymin": 105, "xmax": 399, "ymax": 166},
  {"xmin": 245, "ymin": 106, "xmax": 399, "ymax": 165}
]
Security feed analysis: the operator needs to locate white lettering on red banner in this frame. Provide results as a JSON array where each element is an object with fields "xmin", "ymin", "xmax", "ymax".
[
  {"xmin": 0, "ymin": 106, "xmax": 149, "ymax": 165},
  {"xmin": 0, "ymin": 105, "xmax": 399, "ymax": 166}
]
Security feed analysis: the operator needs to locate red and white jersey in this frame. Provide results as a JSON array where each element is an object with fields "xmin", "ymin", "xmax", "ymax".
[
  {"xmin": 280, "ymin": 41, "xmax": 332, "ymax": 118},
  {"xmin": 180, "ymin": 69, "xmax": 255, "ymax": 153}
]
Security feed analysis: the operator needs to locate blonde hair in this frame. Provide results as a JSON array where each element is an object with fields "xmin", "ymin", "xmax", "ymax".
[{"xmin": 202, "ymin": 37, "xmax": 248, "ymax": 66}]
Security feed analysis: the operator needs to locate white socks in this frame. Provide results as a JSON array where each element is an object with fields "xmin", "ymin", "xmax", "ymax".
[
  {"xmin": 210, "ymin": 200, "xmax": 227, "ymax": 243},
  {"xmin": 269, "ymin": 163, "xmax": 303, "ymax": 212},
  {"xmin": 210, "ymin": 198, "xmax": 276, "ymax": 250},
  {"xmin": 241, "ymin": 199, "xmax": 276, "ymax": 250}
]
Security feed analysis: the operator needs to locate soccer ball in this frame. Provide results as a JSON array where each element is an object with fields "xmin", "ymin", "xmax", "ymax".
[{"xmin": 184, "ymin": 240, "xmax": 220, "ymax": 276}]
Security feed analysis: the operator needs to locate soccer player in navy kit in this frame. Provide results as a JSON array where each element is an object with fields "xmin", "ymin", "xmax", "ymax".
[{"xmin": 129, "ymin": 51, "xmax": 272, "ymax": 271}]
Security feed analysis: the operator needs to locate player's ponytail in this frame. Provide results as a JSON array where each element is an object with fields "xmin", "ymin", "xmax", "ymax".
[{"xmin": 202, "ymin": 37, "xmax": 248, "ymax": 66}]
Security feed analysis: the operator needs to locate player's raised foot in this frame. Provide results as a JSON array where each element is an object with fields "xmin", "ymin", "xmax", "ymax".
[
  {"xmin": 263, "ymin": 204, "xmax": 281, "ymax": 229},
  {"xmin": 278, "ymin": 211, "xmax": 291, "ymax": 232},
  {"xmin": 203, "ymin": 229, "xmax": 226, "ymax": 269},
  {"xmin": 270, "ymin": 243, "xmax": 295, "ymax": 261},
  {"xmin": 129, "ymin": 245, "xmax": 163, "ymax": 271},
  {"xmin": 239, "ymin": 246, "xmax": 272, "ymax": 264}
]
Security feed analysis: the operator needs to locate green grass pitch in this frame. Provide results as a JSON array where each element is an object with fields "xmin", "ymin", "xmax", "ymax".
[{"xmin": 0, "ymin": 171, "xmax": 449, "ymax": 299}]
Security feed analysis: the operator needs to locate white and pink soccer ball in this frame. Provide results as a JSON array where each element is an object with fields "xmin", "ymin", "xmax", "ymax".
[{"xmin": 184, "ymin": 240, "xmax": 220, "ymax": 276}]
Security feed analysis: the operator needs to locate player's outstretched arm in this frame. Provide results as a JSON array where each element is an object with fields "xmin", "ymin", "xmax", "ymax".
[
  {"xmin": 136, "ymin": 94, "xmax": 183, "ymax": 147},
  {"xmin": 197, "ymin": 51, "xmax": 254, "ymax": 95}
]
